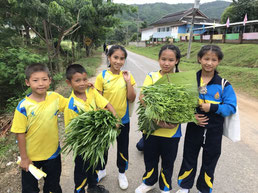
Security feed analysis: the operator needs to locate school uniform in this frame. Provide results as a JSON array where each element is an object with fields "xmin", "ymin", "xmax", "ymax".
[
  {"xmin": 141, "ymin": 71, "xmax": 181, "ymax": 191},
  {"xmin": 64, "ymin": 87, "xmax": 109, "ymax": 193},
  {"xmin": 177, "ymin": 70, "xmax": 237, "ymax": 193},
  {"xmin": 11, "ymin": 92, "xmax": 67, "ymax": 193},
  {"xmin": 95, "ymin": 70, "xmax": 136, "ymax": 173}
]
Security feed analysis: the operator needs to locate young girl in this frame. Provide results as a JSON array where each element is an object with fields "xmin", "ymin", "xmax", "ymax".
[
  {"xmin": 135, "ymin": 44, "xmax": 182, "ymax": 193},
  {"xmin": 94, "ymin": 45, "xmax": 136, "ymax": 190},
  {"xmin": 176, "ymin": 45, "xmax": 237, "ymax": 193}
]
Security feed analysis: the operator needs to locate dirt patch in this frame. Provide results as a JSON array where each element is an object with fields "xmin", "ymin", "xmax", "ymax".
[
  {"xmin": 0, "ymin": 115, "xmax": 12, "ymax": 137},
  {"xmin": 0, "ymin": 132, "xmax": 21, "ymax": 193}
]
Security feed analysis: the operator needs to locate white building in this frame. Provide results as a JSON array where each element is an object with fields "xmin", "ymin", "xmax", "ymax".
[{"xmin": 141, "ymin": 8, "xmax": 212, "ymax": 41}]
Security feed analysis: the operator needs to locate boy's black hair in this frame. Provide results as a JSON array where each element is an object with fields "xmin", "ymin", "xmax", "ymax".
[
  {"xmin": 158, "ymin": 44, "xmax": 181, "ymax": 73},
  {"xmin": 107, "ymin": 45, "xmax": 128, "ymax": 59},
  {"xmin": 25, "ymin": 63, "xmax": 50, "ymax": 80},
  {"xmin": 66, "ymin": 64, "xmax": 87, "ymax": 80},
  {"xmin": 197, "ymin": 45, "xmax": 224, "ymax": 62}
]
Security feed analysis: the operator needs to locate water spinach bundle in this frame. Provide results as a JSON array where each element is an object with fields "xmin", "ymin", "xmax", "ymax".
[
  {"xmin": 62, "ymin": 109, "xmax": 120, "ymax": 171},
  {"xmin": 137, "ymin": 71, "xmax": 199, "ymax": 136}
]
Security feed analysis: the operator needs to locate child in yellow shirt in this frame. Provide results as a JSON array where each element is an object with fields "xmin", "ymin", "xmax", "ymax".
[
  {"xmin": 95, "ymin": 45, "xmax": 136, "ymax": 190},
  {"xmin": 64, "ymin": 64, "xmax": 117, "ymax": 193},
  {"xmin": 135, "ymin": 45, "xmax": 182, "ymax": 193},
  {"xmin": 11, "ymin": 63, "xmax": 67, "ymax": 193}
]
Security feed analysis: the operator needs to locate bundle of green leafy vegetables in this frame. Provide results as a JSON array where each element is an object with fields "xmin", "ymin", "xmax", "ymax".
[
  {"xmin": 62, "ymin": 109, "xmax": 120, "ymax": 171},
  {"xmin": 137, "ymin": 71, "xmax": 198, "ymax": 137}
]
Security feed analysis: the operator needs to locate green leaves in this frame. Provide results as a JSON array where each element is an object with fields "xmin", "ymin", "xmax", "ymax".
[
  {"xmin": 0, "ymin": 47, "xmax": 47, "ymax": 112},
  {"xmin": 62, "ymin": 109, "xmax": 120, "ymax": 171},
  {"xmin": 142, "ymin": 83, "xmax": 198, "ymax": 123},
  {"xmin": 137, "ymin": 72, "xmax": 199, "ymax": 137}
]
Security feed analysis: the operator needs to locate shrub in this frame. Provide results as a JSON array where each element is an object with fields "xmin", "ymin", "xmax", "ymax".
[{"xmin": 0, "ymin": 47, "xmax": 47, "ymax": 112}]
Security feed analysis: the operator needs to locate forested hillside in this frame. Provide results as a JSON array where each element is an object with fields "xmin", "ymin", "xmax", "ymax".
[{"xmin": 121, "ymin": 1, "xmax": 231, "ymax": 25}]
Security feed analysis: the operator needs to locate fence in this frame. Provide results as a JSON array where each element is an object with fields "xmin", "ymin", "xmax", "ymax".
[
  {"xmin": 145, "ymin": 32, "xmax": 258, "ymax": 46},
  {"xmin": 190, "ymin": 32, "xmax": 258, "ymax": 44},
  {"xmin": 128, "ymin": 41, "xmax": 146, "ymax": 47}
]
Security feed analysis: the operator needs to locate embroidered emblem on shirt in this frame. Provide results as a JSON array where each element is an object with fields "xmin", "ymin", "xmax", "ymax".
[
  {"xmin": 214, "ymin": 92, "xmax": 220, "ymax": 99},
  {"xmin": 31, "ymin": 111, "xmax": 35, "ymax": 116}
]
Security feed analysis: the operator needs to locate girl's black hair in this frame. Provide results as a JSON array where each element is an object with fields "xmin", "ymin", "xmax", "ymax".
[
  {"xmin": 158, "ymin": 44, "xmax": 181, "ymax": 73},
  {"xmin": 197, "ymin": 45, "xmax": 224, "ymax": 62},
  {"xmin": 107, "ymin": 45, "xmax": 128, "ymax": 59}
]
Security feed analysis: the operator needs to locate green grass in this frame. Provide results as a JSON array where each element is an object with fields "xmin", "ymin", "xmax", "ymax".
[
  {"xmin": 61, "ymin": 40, "xmax": 78, "ymax": 51},
  {"xmin": 127, "ymin": 43, "xmax": 258, "ymax": 99},
  {"xmin": 76, "ymin": 49, "xmax": 102, "ymax": 78},
  {"xmin": 0, "ymin": 134, "xmax": 18, "ymax": 162}
]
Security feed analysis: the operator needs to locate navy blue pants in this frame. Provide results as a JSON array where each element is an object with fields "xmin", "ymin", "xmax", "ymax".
[
  {"xmin": 177, "ymin": 122, "xmax": 223, "ymax": 193},
  {"xmin": 22, "ymin": 155, "xmax": 62, "ymax": 193},
  {"xmin": 74, "ymin": 155, "xmax": 100, "ymax": 193},
  {"xmin": 100, "ymin": 122, "xmax": 130, "ymax": 173},
  {"xmin": 142, "ymin": 134, "xmax": 180, "ymax": 191}
]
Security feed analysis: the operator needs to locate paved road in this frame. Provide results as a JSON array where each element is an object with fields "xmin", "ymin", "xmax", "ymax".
[{"xmin": 60, "ymin": 51, "xmax": 258, "ymax": 193}]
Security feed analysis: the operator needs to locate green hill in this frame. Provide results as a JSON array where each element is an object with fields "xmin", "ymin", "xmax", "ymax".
[{"xmin": 121, "ymin": 1, "xmax": 231, "ymax": 25}]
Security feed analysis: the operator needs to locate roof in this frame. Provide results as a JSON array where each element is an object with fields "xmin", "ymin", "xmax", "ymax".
[
  {"xmin": 140, "ymin": 27, "xmax": 154, "ymax": 32},
  {"xmin": 151, "ymin": 8, "xmax": 209, "ymax": 26}
]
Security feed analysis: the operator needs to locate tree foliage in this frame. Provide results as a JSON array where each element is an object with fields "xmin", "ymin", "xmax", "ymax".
[
  {"xmin": 0, "ymin": 47, "xmax": 47, "ymax": 112},
  {"xmin": 221, "ymin": 0, "xmax": 258, "ymax": 23},
  {"xmin": 0, "ymin": 0, "xmax": 132, "ymax": 112}
]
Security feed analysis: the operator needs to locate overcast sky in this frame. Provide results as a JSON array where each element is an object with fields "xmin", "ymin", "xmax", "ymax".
[{"xmin": 113, "ymin": 0, "xmax": 232, "ymax": 4}]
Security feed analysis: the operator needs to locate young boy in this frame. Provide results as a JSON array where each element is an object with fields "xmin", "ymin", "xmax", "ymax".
[
  {"xmin": 64, "ymin": 64, "xmax": 117, "ymax": 193},
  {"xmin": 11, "ymin": 63, "xmax": 67, "ymax": 193}
]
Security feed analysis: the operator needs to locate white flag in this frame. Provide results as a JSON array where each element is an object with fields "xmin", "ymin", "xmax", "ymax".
[
  {"xmin": 226, "ymin": 17, "xmax": 230, "ymax": 28},
  {"xmin": 243, "ymin": 14, "xmax": 248, "ymax": 26}
]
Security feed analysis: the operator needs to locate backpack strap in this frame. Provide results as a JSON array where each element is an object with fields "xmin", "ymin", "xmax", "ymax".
[{"xmin": 221, "ymin": 78, "xmax": 228, "ymax": 92}]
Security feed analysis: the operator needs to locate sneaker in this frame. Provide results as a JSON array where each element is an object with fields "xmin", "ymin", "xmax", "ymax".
[
  {"xmin": 176, "ymin": 189, "xmax": 190, "ymax": 193},
  {"xmin": 97, "ymin": 169, "xmax": 106, "ymax": 182},
  {"xmin": 161, "ymin": 190, "xmax": 170, "ymax": 193},
  {"xmin": 118, "ymin": 173, "xmax": 128, "ymax": 190},
  {"xmin": 136, "ymin": 137, "xmax": 144, "ymax": 151},
  {"xmin": 135, "ymin": 183, "xmax": 155, "ymax": 193},
  {"xmin": 87, "ymin": 185, "xmax": 109, "ymax": 193}
]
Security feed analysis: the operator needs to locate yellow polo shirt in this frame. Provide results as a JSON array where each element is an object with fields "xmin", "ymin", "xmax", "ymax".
[
  {"xmin": 95, "ymin": 70, "xmax": 136, "ymax": 124},
  {"xmin": 64, "ymin": 87, "xmax": 109, "ymax": 127},
  {"xmin": 11, "ymin": 92, "xmax": 67, "ymax": 161},
  {"xmin": 142, "ymin": 71, "xmax": 181, "ymax": 138}
]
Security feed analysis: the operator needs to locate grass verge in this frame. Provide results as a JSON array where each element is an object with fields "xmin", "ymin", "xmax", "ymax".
[{"xmin": 127, "ymin": 43, "xmax": 258, "ymax": 99}]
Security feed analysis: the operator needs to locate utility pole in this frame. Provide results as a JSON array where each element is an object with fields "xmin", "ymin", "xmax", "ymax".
[
  {"xmin": 187, "ymin": 0, "xmax": 200, "ymax": 59},
  {"xmin": 136, "ymin": 12, "xmax": 140, "ymax": 43},
  {"xmin": 126, "ymin": 25, "xmax": 129, "ymax": 46}
]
